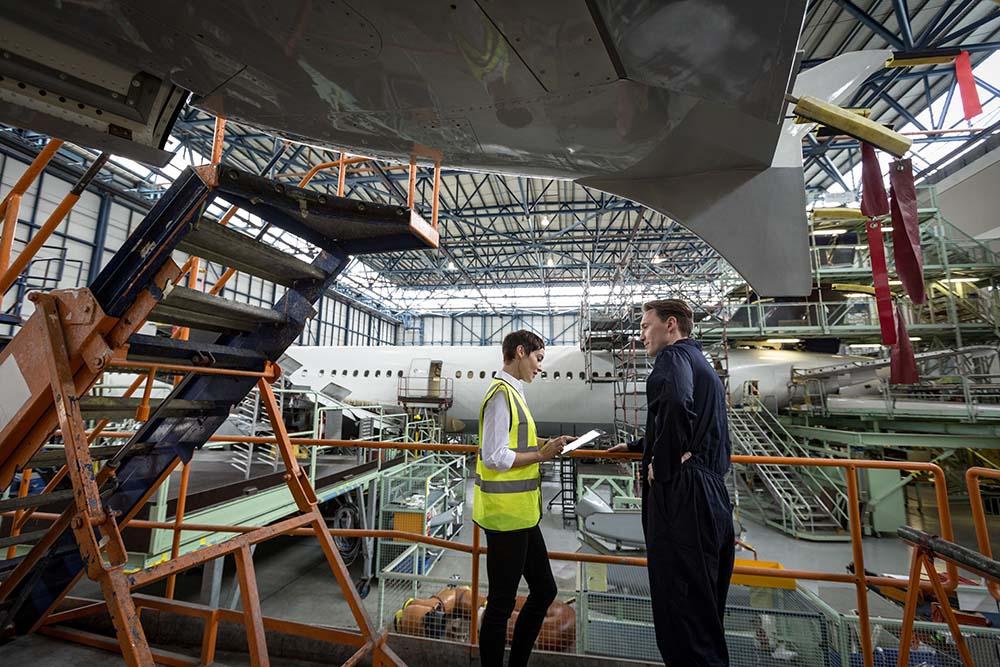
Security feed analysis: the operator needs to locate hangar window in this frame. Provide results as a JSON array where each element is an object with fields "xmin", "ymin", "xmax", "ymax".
[
  {"xmin": 363, "ymin": 370, "xmax": 370, "ymax": 377},
  {"xmin": 479, "ymin": 371, "xmax": 486, "ymax": 379}
]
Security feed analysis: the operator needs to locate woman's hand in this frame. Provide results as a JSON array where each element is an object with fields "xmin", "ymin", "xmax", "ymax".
[
  {"xmin": 606, "ymin": 443, "xmax": 630, "ymax": 453},
  {"xmin": 538, "ymin": 435, "xmax": 573, "ymax": 461}
]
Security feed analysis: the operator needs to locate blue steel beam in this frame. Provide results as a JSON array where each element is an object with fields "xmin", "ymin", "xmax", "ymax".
[
  {"xmin": 892, "ymin": 0, "xmax": 914, "ymax": 48},
  {"xmin": 830, "ymin": 0, "xmax": 906, "ymax": 49}
]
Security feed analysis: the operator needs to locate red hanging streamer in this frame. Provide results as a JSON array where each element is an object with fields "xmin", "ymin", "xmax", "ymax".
[
  {"xmin": 889, "ymin": 159, "xmax": 925, "ymax": 304},
  {"xmin": 955, "ymin": 51, "xmax": 982, "ymax": 121},
  {"xmin": 866, "ymin": 219, "xmax": 897, "ymax": 345},
  {"xmin": 890, "ymin": 305, "xmax": 919, "ymax": 384},
  {"xmin": 860, "ymin": 143, "xmax": 889, "ymax": 218}
]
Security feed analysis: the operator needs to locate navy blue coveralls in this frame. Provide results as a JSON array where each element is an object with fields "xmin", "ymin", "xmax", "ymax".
[{"xmin": 628, "ymin": 338, "xmax": 735, "ymax": 666}]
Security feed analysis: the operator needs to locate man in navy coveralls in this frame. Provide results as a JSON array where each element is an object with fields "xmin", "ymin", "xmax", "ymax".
[{"xmin": 609, "ymin": 299, "xmax": 734, "ymax": 666}]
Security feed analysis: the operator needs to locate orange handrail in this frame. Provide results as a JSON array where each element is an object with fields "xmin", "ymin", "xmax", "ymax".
[
  {"xmin": 0, "ymin": 138, "xmax": 63, "ymax": 220},
  {"xmin": 966, "ymin": 466, "xmax": 1000, "ymax": 600},
  {"xmin": 7, "ymin": 444, "xmax": 976, "ymax": 667},
  {"xmin": 0, "ymin": 152, "xmax": 109, "ymax": 295}
]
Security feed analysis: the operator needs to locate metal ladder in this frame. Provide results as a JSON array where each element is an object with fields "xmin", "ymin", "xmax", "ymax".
[
  {"xmin": 0, "ymin": 162, "xmax": 437, "ymax": 655},
  {"xmin": 728, "ymin": 398, "xmax": 849, "ymax": 541}
]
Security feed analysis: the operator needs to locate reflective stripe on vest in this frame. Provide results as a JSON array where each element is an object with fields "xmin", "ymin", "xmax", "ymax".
[{"xmin": 473, "ymin": 474, "xmax": 541, "ymax": 494}]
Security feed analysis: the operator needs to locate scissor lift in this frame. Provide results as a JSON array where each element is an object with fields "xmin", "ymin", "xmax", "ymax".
[{"xmin": 0, "ymin": 162, "xmax": 437, "ymax": 666}]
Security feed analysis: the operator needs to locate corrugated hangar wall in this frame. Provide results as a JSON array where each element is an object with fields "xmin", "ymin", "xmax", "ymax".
[
  {"xmin": 0, "ymin": 150, "xmax": 399, "ymax": 346},
  {"xmin": 402, "ymin": 312, "xmax": 580, "ymax": 346}
]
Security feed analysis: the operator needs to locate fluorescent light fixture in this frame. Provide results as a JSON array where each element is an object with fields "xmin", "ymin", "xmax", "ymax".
[
  {"xmin": 446, "ymin": 261, "xmax": 456, "ymax": 270},
  {"xmin": 942, "ymin": 277, "xmax": 980, "ymax": 283},
  {"xmin": 765, "ymin": 338, "xmax": 801, "ymax": 344},
  {"xmin": 652, "ymin": 255, "xmax": 665, "ymax": 264},
  {"xmin": 811, "ymin": 228, "xmax": 847, "ymax": 236},
  {"xmin": 908, "ymin": 337, "xmax": 922, "ymax": 341},
  {"xmin": 540, "ymin": 215, "xmax": 550, "ymax": 226},
  {"xmin": 881, "ymin": 226, "xmax": 893, "ymax": 232},
  {"xmin": 888, "ymin": 279, "xmax": 902, "ymax": 285},
  {"xmin": 546, "ymin": 257, "xmax": 554, "ymax": 267}
]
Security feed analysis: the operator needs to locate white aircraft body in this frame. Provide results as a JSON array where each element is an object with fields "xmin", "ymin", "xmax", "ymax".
[{"xmin": 283, "ymin": 345, "xmax": 878, "ymax": 435}]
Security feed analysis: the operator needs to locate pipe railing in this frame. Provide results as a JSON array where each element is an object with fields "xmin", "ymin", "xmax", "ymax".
[
  {"xmin": 966, "ymin": 466, "xmax": 1000, "ymax": 601},
  {"xmin": 12, "ymin": 434, "xmax": 971, "ymax": 667}
]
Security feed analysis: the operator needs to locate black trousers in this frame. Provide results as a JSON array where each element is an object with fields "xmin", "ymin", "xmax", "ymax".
[
  {"xmin": 479, "ymin": 524, "xmax": 557, "ymax": 667},
  {"xmin": 645, "ymin": 464, "xmax": 735, "ymax": 666}
]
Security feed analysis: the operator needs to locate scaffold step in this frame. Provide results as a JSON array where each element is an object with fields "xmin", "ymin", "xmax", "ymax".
[
  {"xmin": 123, "ymin": 333, "xmax": 267, "ymax": 371},
  {"xmin": 0, "ymin": 489, "xmax": 75, "ymax": 513},
  {"xmin": 0, "ymin": 530, "xmax": 49, "ymax": 551},
  {"xmin": 177, "ymin": 218, "xmax": 324, "ymax": 287},
  {"xmin": 24, "ymin": 445, "xmax": 147, "ymax": 469},
  {"xmin": 78, "ymin": 397, "xmax": 231, "ymax": 419},
  {"xmin": 213, "ymin": 164, "xmax": 438, "ymax": 255},
  {"xmin": 150, "ymin": 286, "xmax": 287, "ymax": 333}
]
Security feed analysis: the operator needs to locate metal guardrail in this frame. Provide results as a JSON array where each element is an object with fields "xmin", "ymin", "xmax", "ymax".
[{"xmin": 10, "ymin": 433, "xmax": 978, "ymax": 667}]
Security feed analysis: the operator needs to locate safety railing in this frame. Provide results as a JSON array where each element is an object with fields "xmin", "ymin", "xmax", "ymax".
[
  {"xmin": 396, "ymin": 375, "xmax": 454, "ymax": 405},
  {"xmin": 967, "ymin": 466, "xmax": 1000, "ymax": 601},
  {"xmin": 10, "ymin": 433, "xmax": 979, "ymax": 667}
]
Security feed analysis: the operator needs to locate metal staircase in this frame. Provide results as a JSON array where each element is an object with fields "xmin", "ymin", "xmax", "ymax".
[
  {"xmin": 0, "ymin": 161, "xmax": 438, "ymax": 652},
  {"xmin": 729, "ymin": 395, "xmax": 850, "ymax": 541}
]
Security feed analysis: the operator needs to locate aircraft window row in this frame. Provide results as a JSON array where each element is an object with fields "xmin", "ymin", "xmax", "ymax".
[
  {"xmin": 440, "ymin": 370, "xmax": 593, "ymax": 381},
  {"xmin": 313, "ymin": 367, "xmax": 612, "ymax": 381},
  {"xmin": 316, "ymin": 369, "xmax": 404, "ymax": 378}
]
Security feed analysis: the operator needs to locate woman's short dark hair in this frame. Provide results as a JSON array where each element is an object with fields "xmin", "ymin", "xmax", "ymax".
[
  {"xmin": 643, "ymin": 299, "xmax": 694, "ymax": 337},
  {"xmin": 502, "ymin": 330, "xmax": 545, "ymax": 362}
]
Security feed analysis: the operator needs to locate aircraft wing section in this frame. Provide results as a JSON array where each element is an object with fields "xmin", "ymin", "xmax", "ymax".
[
  {"xmin": 0, "ymin": 16, "xmax": 187, "ymax": 166},
  {"xmin": 581, "ymin": 50, "xmax": 891, "ymax": 298}
]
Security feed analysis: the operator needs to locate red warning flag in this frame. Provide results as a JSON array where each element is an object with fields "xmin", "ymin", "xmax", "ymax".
[
  {"xmin": 890, "ymin": 305, "xmax": 919, "ymax": 384},
  {"xmin": 866, "ymin": 219, "xmax": 897, "ymax": 345},
  {"xmin": 860, "ymin": 143, "xmax": 889, "ymax": 218},
  {"xmin": 889, "ymin": 159, "xmax": 925, "ymax": 304},
  {"xmin": 955, "ymin": 51, "xmax": 982, "ymax": 121}
]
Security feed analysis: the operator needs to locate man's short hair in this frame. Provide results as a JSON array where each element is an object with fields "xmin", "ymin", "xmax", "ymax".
[
  {"xmin": 643, "ymin": 299, "xmax": 694, "ymax": 337},
  {"xmin": 502, "ymin": 329, "xmax": 545, "ymax": 362}
]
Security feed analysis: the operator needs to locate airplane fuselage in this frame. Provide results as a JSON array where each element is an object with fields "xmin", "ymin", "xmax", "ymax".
[{"xmin": 284, "ymin": 344, "xmax": 873, "ymax": 436}]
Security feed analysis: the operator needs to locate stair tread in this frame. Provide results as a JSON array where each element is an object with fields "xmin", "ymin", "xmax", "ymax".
[
  {"xmin": 150, "ymin": 286, "xmax": 287, "ymax": 333},
  {"xmin": 178, "ymin": 218, "xmax": 325, "ymax": 287},
  {"xmin": 213, "ymin": 165, "xmax": 439, "ymax": 254},
  {"xmin": 123, "ymin": 333, "xmax": 268, "ymax": 371},
  {"xmin": 79, "ymin": 396, "xmax": 232, "ymax": 418}
]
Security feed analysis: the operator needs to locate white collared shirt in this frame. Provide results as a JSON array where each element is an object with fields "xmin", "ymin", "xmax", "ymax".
[{"xmin": 480, "ymin": 369, "xmax": 525, "ymax": 471}]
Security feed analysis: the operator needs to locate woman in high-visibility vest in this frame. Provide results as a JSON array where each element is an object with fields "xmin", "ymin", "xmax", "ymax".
[{"xmin": 474, "ymin": 329, "xmax": 574, "ymax": 667}]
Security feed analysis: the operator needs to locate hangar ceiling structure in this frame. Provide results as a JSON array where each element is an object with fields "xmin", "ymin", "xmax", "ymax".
[{"xmin": 0, "ymin": 0, "xmax": 998, "ymax": 316}]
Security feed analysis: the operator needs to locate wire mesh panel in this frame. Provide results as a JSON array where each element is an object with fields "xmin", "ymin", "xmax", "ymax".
[
  {"xmin": 841, "ymin": 615, "xmax": 1000, "ymax": 667},
  {"xmin": 377, "ymin": 454, "xmax": 467, "ymax": 574},
  {"xmin": 378, "ymin": 572, "xmax": 578, "ymax": 654}
]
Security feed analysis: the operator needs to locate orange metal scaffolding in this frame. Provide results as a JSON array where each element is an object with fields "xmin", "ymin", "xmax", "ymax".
[{"xmin": 9, "ymin": 428, "xmax": 984, "ymax": 667}]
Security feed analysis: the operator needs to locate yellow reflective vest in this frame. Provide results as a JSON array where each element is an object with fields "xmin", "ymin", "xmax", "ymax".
[{"xmin": 473, "ymin": 378, "xmax": 541, "ymax": 532}]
